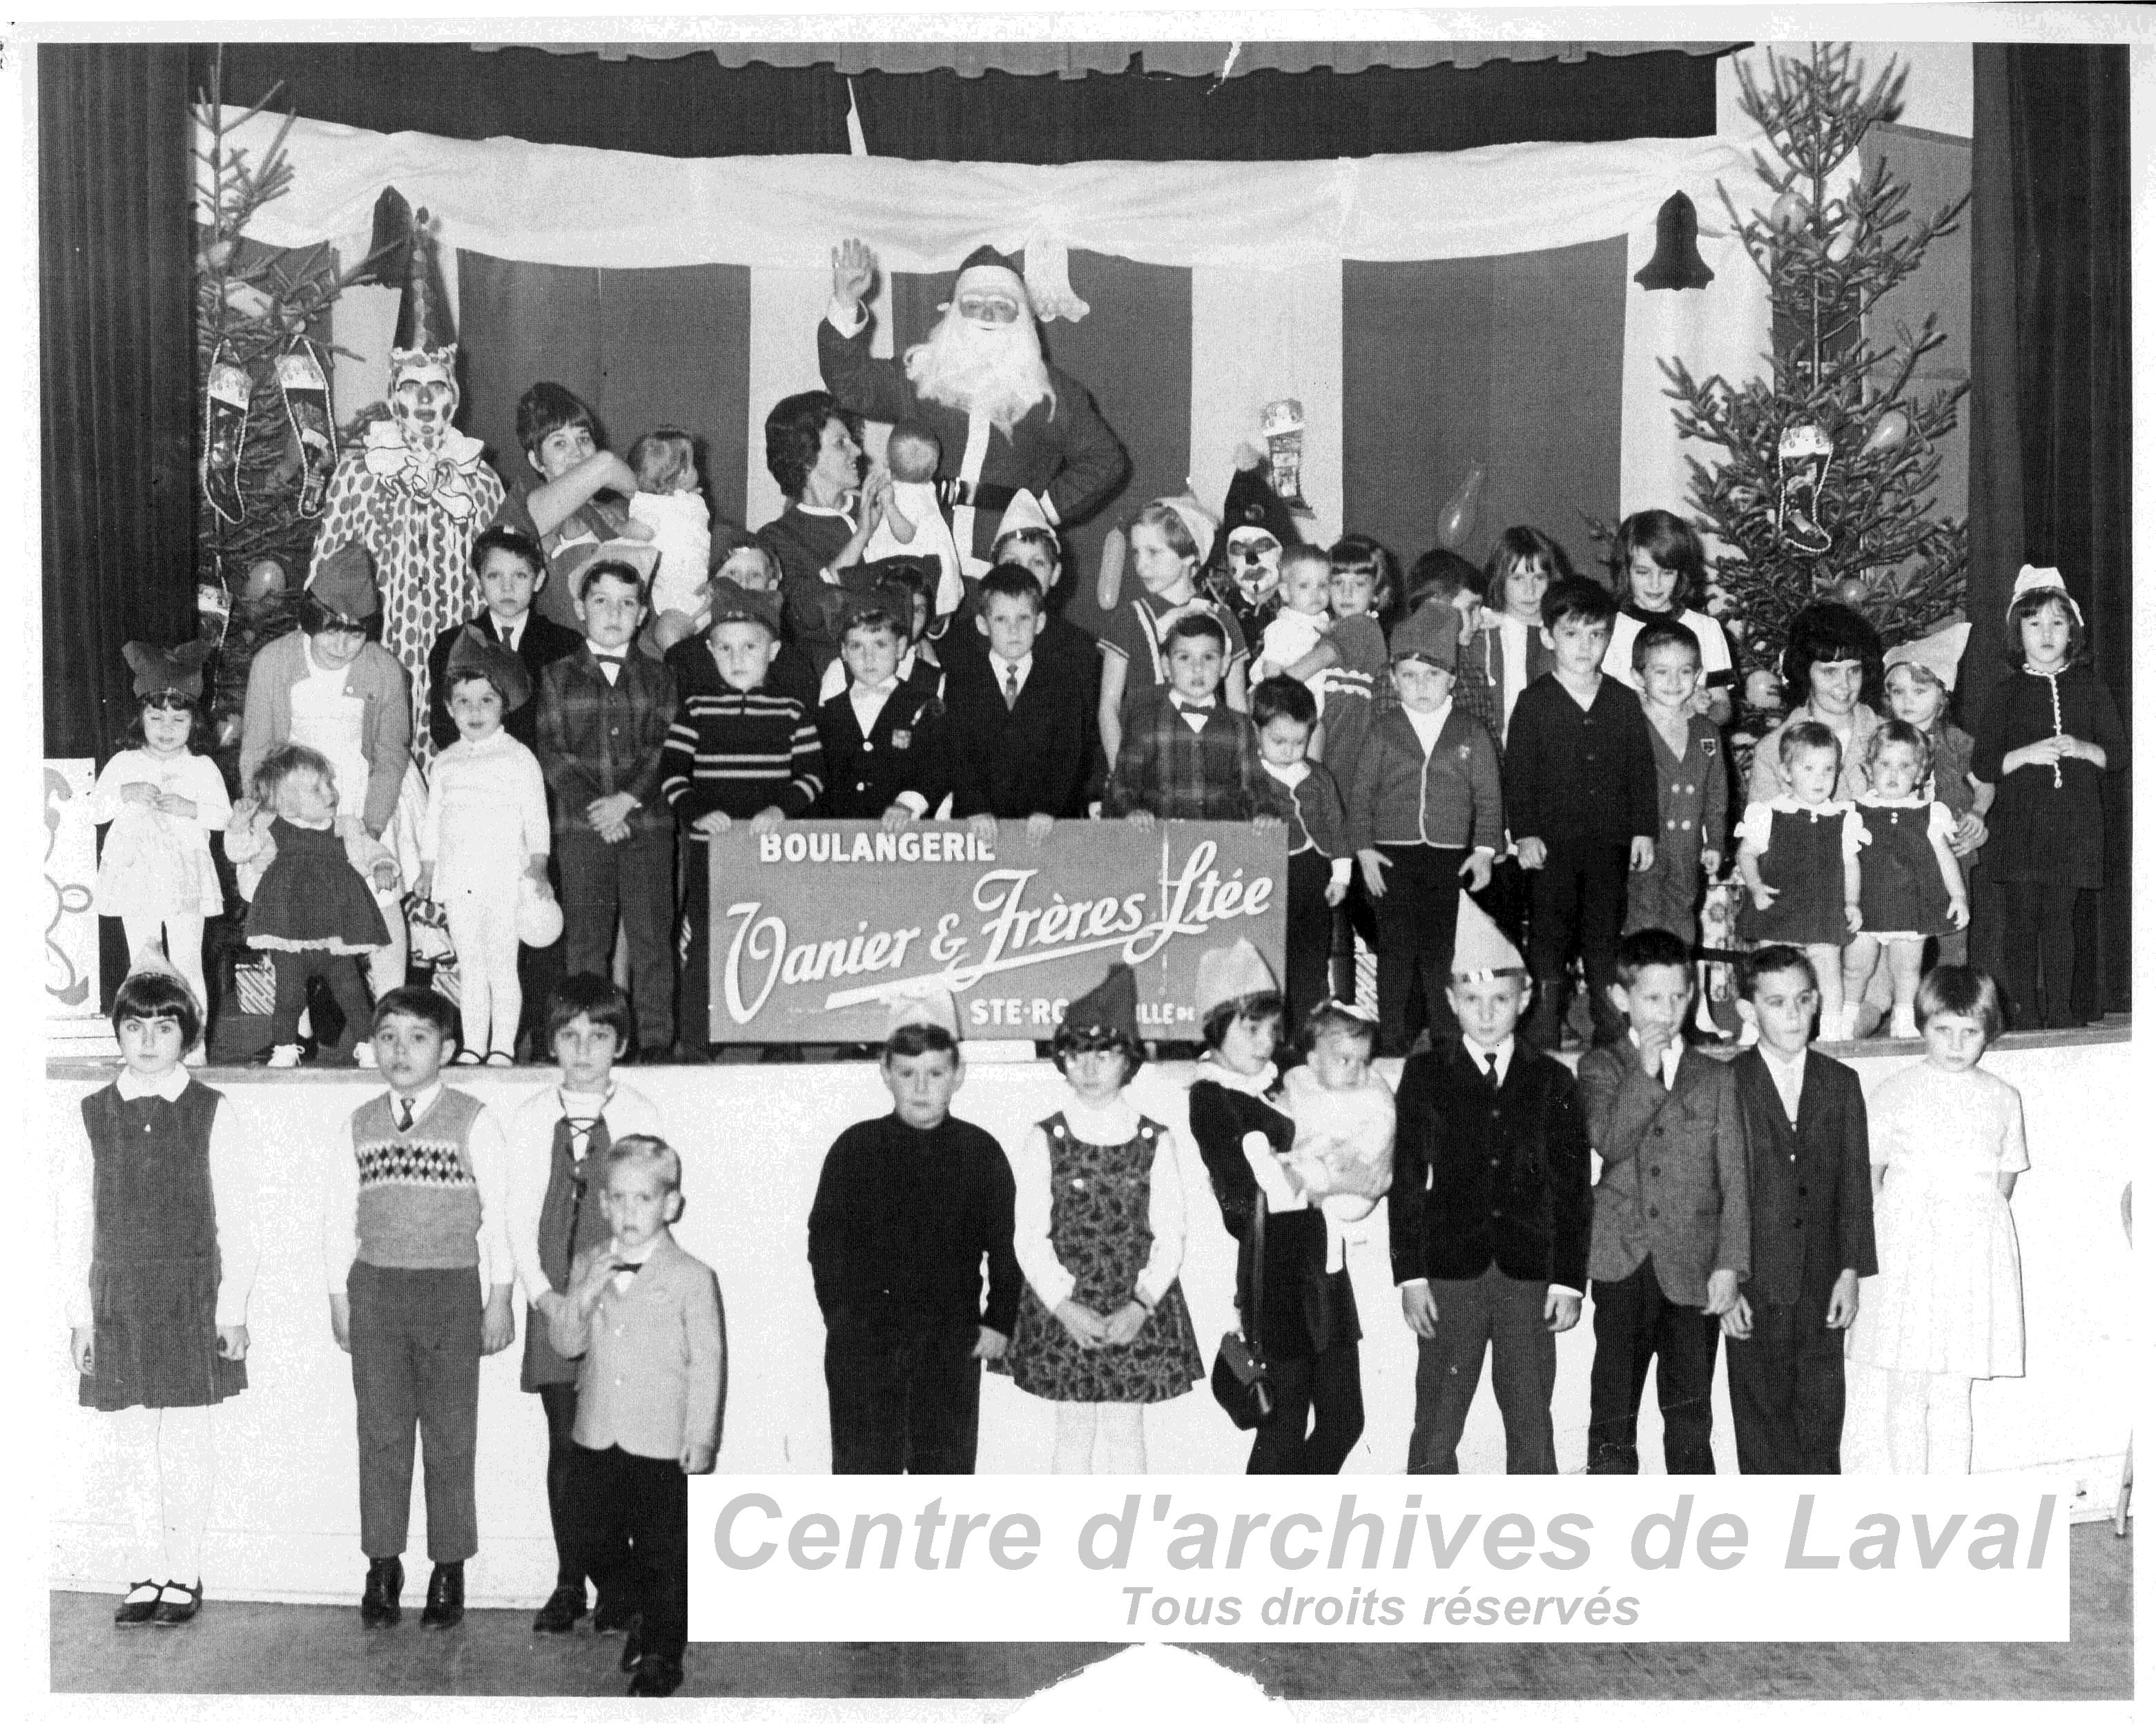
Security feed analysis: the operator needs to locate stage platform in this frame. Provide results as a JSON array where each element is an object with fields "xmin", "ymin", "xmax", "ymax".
[{"xmin": 44, "ymin": 1025, "xmax": 2133, "ymax": 1606}]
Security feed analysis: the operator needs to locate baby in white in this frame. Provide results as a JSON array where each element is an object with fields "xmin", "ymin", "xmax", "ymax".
[
  {"xmin": 1254, "ymin": 545, "xmax": 1336, "ymax": 706},
  {"xmin": 1279, "ymin": 1005, "xmax": 1395, "ymax": 1223},
  {"xmin": 862, "ymin": 423, "xmax": 965, "ymax": 619},
  {"xmin": 628, "ymin": 428, "xmax": 712, "ymax": 651}
]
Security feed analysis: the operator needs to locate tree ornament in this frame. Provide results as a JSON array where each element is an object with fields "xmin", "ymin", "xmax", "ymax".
[
  {"xmin": 1769, "ymin": 188, "xmax": 1811, "ymax": 232},
  {"xmin": 276, "ymin": 340, "xmax": 336, "ymax": 517},
  {"xmin": 200, "ymin": 349, "xmax": 252, "ymax": 524},
  {"xmin": 1776, "ymin": 423, "xmax": 1835, "ymax": 556},
  {"xmin": 1634, "ymin": 191, "xmax": 1716, "ymax": 291},
  {"xmin": 1259, "ymin": 398, "xmax": 1311, "ymax": 514},
  {"xmin": 1859, "ymin": 408, "xmax": 1912, "ymax": 456},
  {"xmin": 242, "ymin": 556, "xmax": 289, "ymax": 603},
  {"xmin": 1834, "ymin": 576, "xmax": 1869, "ymax": 606},
  {"xmin": 1434, "ymin": 461, "xmax": 1486, "ymax": 552}
]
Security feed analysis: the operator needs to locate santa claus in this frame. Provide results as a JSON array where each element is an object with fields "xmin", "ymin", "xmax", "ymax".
[{"xmin": 819, "ymin": 239, "xmax": 1127, "ymax": 572}]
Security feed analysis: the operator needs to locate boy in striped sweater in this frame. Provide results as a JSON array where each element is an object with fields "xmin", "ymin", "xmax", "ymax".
[{"xmin": 660, "ymin": 579, "xmax": 824, "ymax": 1056}]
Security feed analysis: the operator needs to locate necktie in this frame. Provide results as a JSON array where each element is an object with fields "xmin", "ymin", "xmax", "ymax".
[
  {"xmin": 1482, "ymin": 1050, "xmax": 1499, "ymax": 1089},
  {"xmin": 1004, "ymin": 662, "xmax": 1020, "ymax": 710},
  {"xmin": 395, "ymin": 1096, "xmax": 414, "ymax": 1132}
]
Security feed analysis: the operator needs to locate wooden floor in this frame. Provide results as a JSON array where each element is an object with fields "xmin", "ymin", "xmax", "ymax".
[{"xmin": 50, "ymin": 1520, "xmax": 2132, "ymax": 1700}]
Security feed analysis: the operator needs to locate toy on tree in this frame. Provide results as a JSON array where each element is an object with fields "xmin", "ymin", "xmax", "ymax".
[{"xmin": 1658, "ymin": 43, "xmax": 1970, "ymax": 673}]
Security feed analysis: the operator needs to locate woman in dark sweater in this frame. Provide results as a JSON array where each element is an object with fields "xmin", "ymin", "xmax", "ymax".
[{"xmin": 755, "ymin": 391, "xmax": 891, "ymax": 679}]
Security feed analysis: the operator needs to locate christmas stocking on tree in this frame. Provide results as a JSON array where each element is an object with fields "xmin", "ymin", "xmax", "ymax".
[
  {"xmin": 1776, "ymin": 423, "xmax": 1835, "ymax": 557},
  {"xmin": 277, "ymin": 341, "xmax": 336, "ymax": 518},
  {"xmin": 1261, "ymin": 398, "xmax": 1312, "ymax": 515},
  {"xmin": 201, "ymin": 357, "xmax": 252, "ymax": 525}
]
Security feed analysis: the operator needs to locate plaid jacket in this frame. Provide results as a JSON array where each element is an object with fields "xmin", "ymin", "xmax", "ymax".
[
  {"xmin": 536, "ymin": 645, "xmax": 679, "ymax": 843},
  {"xmin": 1105, "ymin": 686, "xmax": 1264, "ymax": 820}
]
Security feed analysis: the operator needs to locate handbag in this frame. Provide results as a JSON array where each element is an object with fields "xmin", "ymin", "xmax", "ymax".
[{"xmin": 1210, "ymin": 1201, "xmax": 1277, "ymax": 1430}]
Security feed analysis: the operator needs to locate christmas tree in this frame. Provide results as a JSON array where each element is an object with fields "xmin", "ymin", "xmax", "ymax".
[{"xmin": 1661, "ymin": 43, "xmax": 1970, "ymax": 673}]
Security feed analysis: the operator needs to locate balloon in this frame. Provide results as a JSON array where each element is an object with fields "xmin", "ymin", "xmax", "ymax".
[
  {"xmin": 1769, "ymin": 189, "xmax": 1810, "ymax": 233},
  {"xmin": 1097, "ymin": 526, "xmax": 1125, "ymax": 612},
  {"xmin": 1861, "ymin": 409, "xmax": 1912, "ymax": 456},
  {"xmin": 1834, "ymin": 577, "xmax": 1870, "ymax": 606},
  {"xmin": 1434, "ymin": 463, "xmax": 1486, "ymax": 552}
]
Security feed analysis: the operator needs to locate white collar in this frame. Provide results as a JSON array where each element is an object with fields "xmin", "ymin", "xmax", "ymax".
[
  {"xmin": 1758, "ymin": 1042, "xmax": 1809, "ymax": 1077},
  {"xmin": 1765, "ymin": 794, "xmax": 1851, "ymax": 816},
  {"xmin": 115, "ymin": 1066, "xmax": 191, "ymax": 1102},
  {"xmin": 992, "ymin": 650, "xmax": 1033, "ymax": 680},
  {"xmin": 1858, "ymin": 791, "xmax": 1927, "ymax": 808},
  {"xmin": 1060, "ymin": 1093, "xmax": 1141, "ymax": 1138},
  {"xmin": 1194, "ymin": 1054, "xmax": 1276, "ymax": 1097},
  {"xmin": 849, "ymin": 677, "xmax": 899, "ymax": 702},
  {"xmin": 795, "ymin": 499, "xmax": 854, "ymax": 522},
  {"xmin": 390, "ymin": 1080, "xmax": 445, "ymax": 1123},
  {"xmin": 1261, "ymin": 759, "xmax": 1311, "ymax": 788},
  {"xmin": 556, "ymin": 1085, "xmax": 616, "ymax": 1115},
  {"xmin": 488, "ymin": 610, "xmax": 527, "ymax": 642},
  {"xmin": 609, "ymin": 1234, "xmax": 664, "ymax": 1270},
  {"xmin": 1462, "ymin": 1033, "xmax": 1515, "ymax": 1070},
  {"xmin": 1402, "ymin": 699, "xmax": 1453, "ymax": 737}
]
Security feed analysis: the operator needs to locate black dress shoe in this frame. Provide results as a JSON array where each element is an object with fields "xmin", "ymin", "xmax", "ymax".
[
  {"xmin": 619, "ymin": 1612, "xmax": 645, "ymax": 1673},
  {"xmin": 627, "ymin": 1656, "xmax": 683, "ymax": 1698},
  {"xmin": 113, "ymin": 1581, "xmax": 162, "ymax": 1627},
  {"xmin": 359, "ymin": 1556, "xmax": 404, "ymax": 1627},
  {"xmin": 532, "ymin": 1584, "xmax": 587, "ymax": 1635},
  {"xmin": 152, "ymin": 1580, "xmax": 202, "ymax": 1626},
  {"xmin": 420, "ymin": 1561, "xmax": 465, "ymax": 1629}
]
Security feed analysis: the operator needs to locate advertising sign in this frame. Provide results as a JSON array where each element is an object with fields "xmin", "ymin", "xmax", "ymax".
[{"xmin": 706, "ymin": 820, "xmax": 1287, "ymax": 1042}]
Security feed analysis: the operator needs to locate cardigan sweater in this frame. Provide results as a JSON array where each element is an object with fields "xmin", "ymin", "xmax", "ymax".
[
  {"xmin": 1345, "ymin": 702, "xmax": 1504, "ymax": 853},
  {"xmin": 240, "ymin": 632, "xmax": 411, "ymax": 838}
]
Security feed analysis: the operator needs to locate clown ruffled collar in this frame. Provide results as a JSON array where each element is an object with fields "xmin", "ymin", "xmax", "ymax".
[{"xmin": 362, "ymin": 418, "xmax": 491, "ymax": 521}]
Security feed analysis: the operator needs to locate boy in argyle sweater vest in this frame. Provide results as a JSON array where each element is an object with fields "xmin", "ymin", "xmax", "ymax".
[{"xmin": 322, "ymin": 987, "xmax": 515, "ymax": 1630}]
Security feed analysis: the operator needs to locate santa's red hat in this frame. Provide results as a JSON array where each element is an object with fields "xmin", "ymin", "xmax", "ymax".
[{"xmin": 953, "ymin": 245, "xmax": 1029, "ymax": 311}]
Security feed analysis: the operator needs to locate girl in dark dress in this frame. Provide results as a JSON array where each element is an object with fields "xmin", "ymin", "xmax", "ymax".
[
  {"xmin": 1972, "ymin": 569, "xmax": 2126, "ymax": 1029},
  {"xmin": 60, "ymin": 966, "xmax": 256, "ymax": 1625},
  {"xmin": 1186, "ymin": 941, "xmax": 1364, "ymax": 1473}
]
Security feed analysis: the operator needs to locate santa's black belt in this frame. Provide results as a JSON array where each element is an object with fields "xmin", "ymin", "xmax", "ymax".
[{"xmin": 937, "ymin": 479, "xmax": 1020, "ymax": 513}]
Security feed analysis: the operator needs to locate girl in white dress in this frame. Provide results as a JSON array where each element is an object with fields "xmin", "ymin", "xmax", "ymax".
[{"xmin": 1845, "ymin": 966, "xmax": 2027, "ymax": 1473}]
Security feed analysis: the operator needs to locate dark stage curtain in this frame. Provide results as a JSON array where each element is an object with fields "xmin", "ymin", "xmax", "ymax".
[
  {"xmin": 196, "ymin": 43, "xmax": 1722, "ymax": 164},
  {"xmin": 1967, "ymin": 43, "xmax": 2130, "ymax": 1018},
  {"xmin": 41, "ymin": 43, "xmax": 199, "ymax": 761}
]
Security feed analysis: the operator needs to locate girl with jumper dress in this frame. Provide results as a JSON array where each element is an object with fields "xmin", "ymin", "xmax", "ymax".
[
  {"xmin": 1970, "ymin": 567, "xmax": 2126, "ymax": 1029},
  {"xmin": 59, "ymin": 964, "xmax": 257, "ymax": 1624},
  {"xmin": 1736, "ymin": 721, "xmax": 1869, "ymax": 1041},
  {"xmin": 998, "ymin": 964, "xmax": 1205, "ymax": 1473},
  {"xmin": 90, "ymin": 643, "xmax": 230, "ymax": 1055},
  {"xmin": 1845, "ymin": 967, "xmax": 2026, "ymax": 1473},
  {"xmin": 418, "ymin": 630, "xmax": 554, "ymax": 1066},
  {"xmin": 1844, "ymin": 721, "xmax": 1970, "ymax": 1038},
  {"xmin": 225, "ymin": 744, "xmax": 389, "ymax": 1067}
]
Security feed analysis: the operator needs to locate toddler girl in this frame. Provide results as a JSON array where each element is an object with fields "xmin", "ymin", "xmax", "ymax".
[
  {"xmin": 90, "ymin": 643, "xmax": 230, "ymax": 1050},
  {"xmin": 1266, "ymin": 544, "xmax": 1390, "ymax": 775},
  {"xmin": 1970, "ymin": 567, "xmax": 2125, "ymax": 1029},
  {"xmin": 1278, "ymin": 1000, "xmax": 1395, "ymax": 1221},
  {"xmin": 1883, "ymin": 623, "xmax": 1991, "ymax": 882},
  {"xmin": 628, "ymin": 429, "xmax": 713, "ymax": 652},
  {"xmin": 59, "ymin": 962, "xmax": 257, "ymax": 1624},
  {"xmin": 1845, "ymin": 967, "xmax": 2026, "ymax": 1473},
  {"xmin": 999, "ymin": 964, "xmax": 1205, "ymax": 1473},
  {"xmin": 226, "ymin": 744, "xmax": 387, "ymax": 1066},
  {"xmin": 418, "ymin": 631, "xmax": 553, "ymax": 1065},
  {"xmin": 1845, "ymin": 722, "xmax": 1970, "ymax": 1038},
  {"xmin": 1736, "ymin": 721, "xmax": 1869, "ymax": 1040},
  {"xmin": 1605, "ymin": 509, "xmax": 1736, "ymax": 725}
]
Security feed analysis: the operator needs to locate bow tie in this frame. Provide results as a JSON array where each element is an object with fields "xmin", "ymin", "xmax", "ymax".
[
  {"xmin": 610, "ymin": 1261, "xmax": 641, "ymax": 1276},
  {"xmin": 592, "ymin": 652, "xmax": 625, "ymax": 665},
  {"xmin": 1173, "ymin": 697, "xmax": 1216, "ymax": 715}
]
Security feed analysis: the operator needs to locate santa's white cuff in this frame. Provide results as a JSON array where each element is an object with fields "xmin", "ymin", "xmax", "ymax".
[{"xmin": 826, "ymin": 298, "xmax": 870, "ymax": 337}]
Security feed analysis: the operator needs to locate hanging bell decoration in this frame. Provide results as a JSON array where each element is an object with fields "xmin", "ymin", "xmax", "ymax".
[
  {"xmin": 1860, "ymin": 409, "xmax": 1912, "ymax": 457},
  {"xmin": 1634, "ymin": 191, "xmax": 1716, "ymax": 291},
  {"xmin": 1769, "ymin": 188, "xmax": 1811, "ymax": 233},
  {"xmin": 1434, "ymin": 462, "xmax": 1486, "ymax": 552}
]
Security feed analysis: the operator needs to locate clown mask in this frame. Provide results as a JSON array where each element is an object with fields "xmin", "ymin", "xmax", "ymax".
[
  {"xmin": 389, "ymin": 346, "xmax": 460, "ymax": 456},
  {"xmin": 1224, "ymin": 527, "xmax": 1283, "ymax": 605}
]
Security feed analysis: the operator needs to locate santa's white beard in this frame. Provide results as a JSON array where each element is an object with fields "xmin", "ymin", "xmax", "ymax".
[{"xmin": 904, "ymin": 314, "xmax": 1054, "ymax": 432}]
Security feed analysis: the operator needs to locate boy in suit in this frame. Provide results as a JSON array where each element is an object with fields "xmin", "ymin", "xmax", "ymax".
[
  {"xmin": 1504, "ymin": 577, "xmax": 1660, "ymax": 1050},
  {"xmin": 1723, "ymin": 944, "xmax": 1876, "ymax": 1472},
  {"xmin": 944, "ymin": 563, "xmax": 1099, "ymax": 837},
  {"xmin": 426, "ymin": 525, "xmax": 585, "ymax": 753},
  {"xmin": 1576, "ymin": 927, "xmax": 1749, "ymax": 1473},
  {"xmin": 551, "ymin": 1134, "xmax": 724, "ymax": 1698},
  {"xmin": 1105, "ymin": 613, "xmax": 1273, "ymax": 826},
  {"xmin": 1390, "ymin": 898, "xmax": 1591, "ymax": 1473},
  {"xmin": 815, "ymin": 593, "xmax": 949, "ymax": 822},
  {"xmin": 1249, "ymin": 674, "xmax": 1352, "ymax": 1032}
]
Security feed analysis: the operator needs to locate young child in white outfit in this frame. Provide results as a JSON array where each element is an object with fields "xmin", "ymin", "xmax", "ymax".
[
  {"xmin": 1278, "ymin": 1000, "xmax": 1396, "ymax": 1223},
  {"xmin": 418, "ymin": 630, "xmax": 554, "ymax": 1066},
  {"xmin": 860, "ymin": 423, "xmax": 964, "ymax": 619},
  {"xmin": 1254, "ymin": 546, "xmax": 1335, "ymax": 698},
  {"xmin": 627, "ymin": 429, "xmax": 712, "ymax": 652}
]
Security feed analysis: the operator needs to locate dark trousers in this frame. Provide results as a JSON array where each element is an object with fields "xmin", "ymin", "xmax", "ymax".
[
  {"xmin": 1586, "ymin": 1256, "xmax": 1721, "ymax": 1474},
  {"xmin": 1247, "ymin": 1312, "xmax": 1364, "ymax": 1475},
  {"xmin": 674, "ymin": 837, "xmax": 715, "ymax": 1054},
  {"xmin": 1284, "ymin": 848, "xmax": 1335, "ymax": 1036},
  {"xmin": 1524, "ymin": 838, "xmax": 1631, "ymax": 1047},
  {"xmin": 347, "ymin": 1262, "xmax": 481, "ymax": 1560},
  {"xmin": 559, "ymin": 828, "xmax": 675, "ymax": 1051},
  {"xmin": 270, "ymin": 949, "xmax": 373, "ymax": 1054},
  {"xmin": 1997, "ymin": 880, "xmax": 2082, "ymax": 1030},
  {"xmin": 1373, "ymin": 845, "xmax": 1465, "ymax": 1057},
  {"xmin": 567, "ymin": 1443, "xmax": 688, "ymax": 1662},
  {"xmin": 1726, "ymin": 1275, "xmax": 1847, "ymax": 1474},
  {"xmin": 1408, "ymin": 1265, "xmax": 1557, "ymax": 1474},
  {"xmin": 515, "ymin": 853, "xmax": 566, "ymax": 1060},
  {"xmin": 825, "ymin": 1328, "xmax": 983, "ymax": 1473},
  {"xmin": 537, "ymin": 1383, "xmax": 587, "ymax": 1591},
  {"xmin": 1479, "ymin": 854, "xmax": 1531, "ymax": 949}
]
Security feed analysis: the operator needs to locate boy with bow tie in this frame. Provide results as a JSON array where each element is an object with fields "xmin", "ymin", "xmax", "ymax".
[{"xmin": 1104, "ymin": 612, "xmax": 1276, "ymax": 826}]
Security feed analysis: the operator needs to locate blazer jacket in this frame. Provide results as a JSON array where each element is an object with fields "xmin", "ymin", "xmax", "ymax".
[
  {"xmin": 1576, "ymin": 1042, "xmax": 1751, "ymax": 1305},
  {"xmin": 815, "ymin": 683, "xmax": 950, "ymax": 819},
  {"xmin": 1729, "ymin": 1048, "xmax": 1877, "ymax": 1304},
  {"xmin": 1390, "ymin": 1040, "xmax": 1593, "ymax": 1292},
  {"xmin": 426, "ymin": 610, "xmax": 584, "ymax": 753},
  {"xmin": 942, "ymin": 645, "xmax": 1100, "ymax": 821},
  {"xmin": 550, "ymin": 1232, "xmax": 726, "ymax": 1462}
]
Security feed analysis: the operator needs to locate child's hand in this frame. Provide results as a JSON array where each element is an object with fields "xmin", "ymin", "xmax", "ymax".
[
  {"xmin": 216, "ymin": 1323, "xmax": 250, "ymax": 1361},
  {"xmin": 597, "ymin": 818, "xmax": 632, "ymax": 844},
  {"xmin": 693, "ymin": 811, "xmax": 732, "ymax": 837},
  {"xmin": 880, "ymin": 802, "xmax": 917, "ymax": 833},
  {"xmin": 1950, "ymin": 813, "xmax": 1988, "ymax": 856},
  {"xmin": 972, "ymin": 1326, "xmax": 1009, "ymax": 1361},
  {"xmin": 1946, "ymin": 895, "xmax": 1970, "ymax": 930},
  {"xmin": 1825, "ymin": 1268, "xmax": 1861, "ymax": 1330},
  {"xmin": 569, "ymin": 1252, "xmax": 617, "ymax": 1314},
  {"xmin": 70, "ymin": 1326, "xmax": 93, "ymax": 1375},
  {"xmin": 1702, "ymin": 1269, "xmax": 1740, "ymax": 1319},
  {"xmin": 1323, "ymin": 875, "xmax": 1348, "ymax": 907},
  {"xmin": 967, "ymin": 813, "xmax": 999, "ymax": 846},
  {"xmin": 369, "ymin": 856, "xmax": 401, "ymax": 892},
  {"xmin": 1100, "ymin": 1301, "xmax": 1149, "ymax": 1346},
  {"xmin": 621, "ymin": 519, "xmax": 657, "ymax": 543},
  {"xmin": 1251, "ymin": 813, "xmax": 1285, "ymax": 835},
  {"xmin": 1701, "ymin": 848, "xmax": 1722, "ymax": 878},
  {"xmin": 1720, "ymin": 1291, "xmax": 1754, "ymax": 1340},
  {"xmin": 523, "ymin": 857, "xmax": 552, "ymax": 889},
  {"xmin": 157, "ymin": 793, "xmax": 198, "ymax": 820},
  {"xmin": 585, "ymin": 791, "xmax": 638, "ymax": 833},
  {"xmin": 749, "ymin": 804, "xmax": 788, "ymax": 837},
  {"xmin": 480, "ymin": 1290, "xmax": 516, "ymax": 1356},
  {"xmin": 1515, "ymin": 837, "xmax": 1548, "ymax": 871},
  {"xmin": 680, "ymin": 1442, "xmax": 717, "ymax": 1475},
  {"xmin": 1844, "ymin": 901, "xmax": 1863, "ymax": 934},
  {"xmin": 1629, "ymin": 836, "xmax": 1655, "ymax": 873},
  {"xmin": 1024, "ymin": 813, "xmax": 1056, "ymax": 846},
  {"xmin": 1357, "ymin": 848, "xmax": 1388, "ymax": 897},
  {"xmin": 1749, "ymin": 882, "xmax": 1779, "ymax": 911},
  {"xmin": 119, "ymin": 781, "xmax": 159, "ymax": 807},
  {"xmin": 1126, "ymin": 809, "xmax": 1157, "ymax": 832},
  {"xmin": 329, "ymin": 1294, "xmax": 352, "ymax": 1354},
  {"xmin": 1399, "ymin": 1282, "xmax": 1439, "ymax": 1339},
  {"xmin": 1544, "ymin": 1289, "xmax": 1582, "ymax": 1334},
  {"xmin": 1459, "ymin": 850, "xmax": 1493, "ymax": 892},
  {"xmin": 1051, "ymin": 1299, "xmax": 1108, "ymax": 1349}
]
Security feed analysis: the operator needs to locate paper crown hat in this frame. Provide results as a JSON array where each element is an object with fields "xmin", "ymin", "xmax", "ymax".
[
  {"xmin": 2007, "ymin": 564, "xmax": 2083, "ymax": 628},
  {"xmin": 885, "ymin": 987, "xmax": 962, "ymax": 1042},
  {"xmin": 376, "ymin": 187, "xmax": 456, "ymax": 355},
  {"xmin": 122, "ymin": 639, "xmax": 213, "ymax": 701},
  {"xmin": 1193, "ymin": 938, "xmax": 1279, "ymax": 1022},
  {"xmin": 705, "ymin": 576, "xmax": 783, "ymax": 635},
  {"xmin": 1061, "ymin": 962, "xmax": 1140, "ymax": 1043},
  {"xmin": 1390, "ymin": 596, "xmax": 1462, "ymax": 670},
  {"xmin": 573, "ymin": 539, "xmax": 661, "ymax": 601},
  {"xmin": 1218, "ymin": 454, "xmax": 1301, "ymax": 556},
  {"xmin": 996, "ymin": 488, "xmax": 1056, "ymax": 541},
  {"xmin": 1450, "ymin": 892, "xmax": 1526, "ymax": 979},
  {"xmin": 445, "ymin": 624, "xmax": 533, "ymax": 714},
  {"xmin": 1883, "ymin": 620, "xmax": 1972, "ymax": 692},
  {"xmin": 308, "ymin": 543, "xmax": 380, "ymax": 623},
  {"xmin": 1152, "ymin": 491, "xmax": 1219, "ymax": 568}
]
